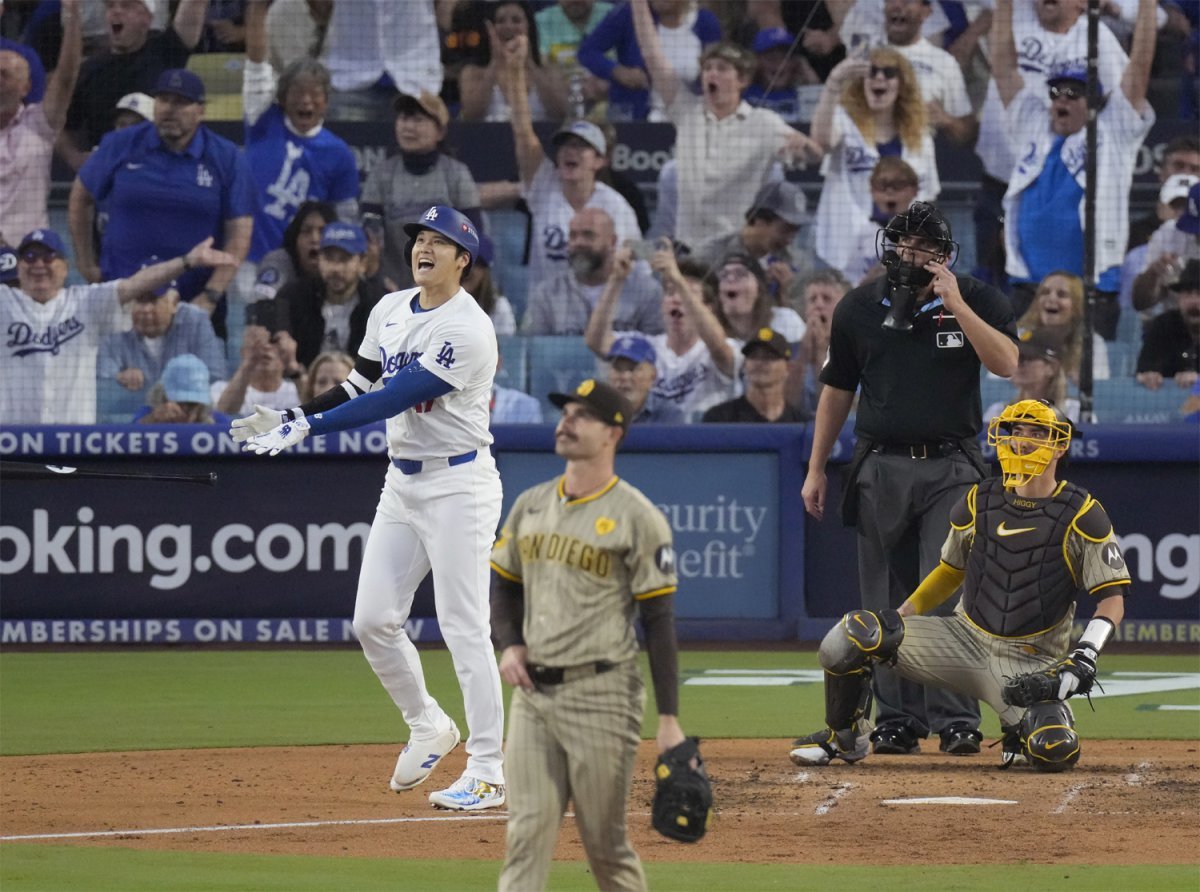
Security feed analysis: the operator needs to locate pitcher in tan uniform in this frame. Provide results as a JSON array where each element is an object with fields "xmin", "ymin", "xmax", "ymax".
[{"xmin": 491, "ymin": 379, "xmax": 686, "ymax": 892}]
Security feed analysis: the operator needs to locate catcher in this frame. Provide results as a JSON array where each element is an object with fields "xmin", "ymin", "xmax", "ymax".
[
  {"xmin": 491, "ymin": 381, "xmax": 711, "ymax": 892},
  {"xmin": 791, "ymin": 399, "xmax": 1129, "ymax": 771}
]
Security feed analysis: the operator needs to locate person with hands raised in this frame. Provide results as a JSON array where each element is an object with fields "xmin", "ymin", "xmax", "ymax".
[{"xmin": 459, "ymin": 3, "xmax": 567, "ymax": 123}]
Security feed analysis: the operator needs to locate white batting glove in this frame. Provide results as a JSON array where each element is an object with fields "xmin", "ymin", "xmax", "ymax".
[
  {"xmin": 230, "ymin": 404, "xmax": 287, "ymax": 443},
  {"xmin": 243, "ymin": 417, "xmax": 311, "ymax": 456}
]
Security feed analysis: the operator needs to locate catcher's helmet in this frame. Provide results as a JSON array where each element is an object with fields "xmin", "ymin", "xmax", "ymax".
[
  {"xmin": 1019, "ymin": 700, "xmax": 1080, "ymax": 773},
  {"xmin": 876, "ymin": 201, "xmax": 958, "ymax": 265},
  {"xmin": 403, "ymin": 205, "xmax": 480, "ymax": 276},
  {"xmin": 987, "ymin": 399, "xmax": 1074, "ymax": 488}
]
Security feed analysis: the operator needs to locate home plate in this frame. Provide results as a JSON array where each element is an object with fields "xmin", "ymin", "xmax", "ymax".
[{"xmin": 881, "ymin": 796, "xmax": 1018, "ymax": 806}]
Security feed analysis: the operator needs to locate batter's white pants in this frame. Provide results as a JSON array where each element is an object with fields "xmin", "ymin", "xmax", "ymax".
[{"xmin": 353, "ymin": 454, "xmax": 505, "ymax": 784}]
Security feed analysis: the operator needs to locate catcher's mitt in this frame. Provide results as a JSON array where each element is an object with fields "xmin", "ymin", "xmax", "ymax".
[
  {"xmin": 651, "ymin": 737, "xmax": 713, "ymax": 843},
  {"xmin": 1003, "ymin": 649, "xmax": 1098, "ymax": 708}
]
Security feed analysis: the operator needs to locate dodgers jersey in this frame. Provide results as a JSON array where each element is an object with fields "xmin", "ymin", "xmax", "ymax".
[
  {"xmin": 1, "ymin": 283, "xmax": 127, "ymax": 424},
  {"xmin": 359, "ymin": 286, "xmax": 498, "ymax": 461}
]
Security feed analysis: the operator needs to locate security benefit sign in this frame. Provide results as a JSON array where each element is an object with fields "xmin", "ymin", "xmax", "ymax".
[
  {"xmin": 0, "ymin": 458, "xmax": 388, "ymax": 623},
  {"xmin": 497, "ymin": 452, "xmax": 781, "ymax": 618}
]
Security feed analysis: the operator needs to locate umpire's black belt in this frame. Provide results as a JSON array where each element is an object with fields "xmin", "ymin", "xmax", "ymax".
[
  {"xmin": 870, "ymin": 440, "xmax": 964, "ymax": 460},
  {"xmin": 392, "ymin": 450, "xmax": 477, "ymax": 475},
  {"xmin": 528, "ymin": 661, "xmax": 616, "ymax": 686}
]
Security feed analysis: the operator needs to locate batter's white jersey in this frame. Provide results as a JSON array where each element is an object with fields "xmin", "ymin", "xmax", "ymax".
[
  {"xmin": 359, "ymin": 286, "xmax": 498, "ymax": 461},
  {"xmin": 0, "ymin": 283, "xmax": 127, "ymax": 424}
]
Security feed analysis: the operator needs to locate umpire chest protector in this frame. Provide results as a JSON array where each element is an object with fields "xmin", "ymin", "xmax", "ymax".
[{"xmin": 964, "ymin": 479, "xmax": 1088, "ymax": 637}]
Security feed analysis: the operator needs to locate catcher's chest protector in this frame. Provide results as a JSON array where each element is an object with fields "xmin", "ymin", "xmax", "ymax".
[{"xmin": 964, "ymin": 479, "xmax": 1087, "ymax": 637}]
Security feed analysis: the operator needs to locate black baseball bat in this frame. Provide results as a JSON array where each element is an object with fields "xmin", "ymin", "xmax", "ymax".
[{"xmin": 0, "ymin": 461, "xmax": 218, "ymax": 486}]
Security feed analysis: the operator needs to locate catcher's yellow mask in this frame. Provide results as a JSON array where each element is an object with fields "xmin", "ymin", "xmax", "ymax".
[{"xmin": 986, "ymin": 399, "xmax": 1073, "ymax": 488}]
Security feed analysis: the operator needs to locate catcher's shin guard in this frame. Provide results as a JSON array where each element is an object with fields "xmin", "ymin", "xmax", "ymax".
[
  {"xmin": 824, "ymin": 666, "xmax": 873, "ymax": 732},
  {"xmin": 819, "ymin": 609, "xmax": 905, "ymax": 674},
  {"xmin": 1020, "ymin": 700, "xmax": 1080, "ymax": 772}
]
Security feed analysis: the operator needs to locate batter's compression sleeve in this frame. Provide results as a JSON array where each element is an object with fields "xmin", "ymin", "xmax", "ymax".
[
  {"xmin": 286, "ymin": 356, "xmax": 383, "ymax": 421},
  {"xmin": 639, "ymin": 593, "xmax": 680, "ymax": 716},
  {"xmin": 905, "ymin": 561, "xmax": 966, "ymax": 615},
  {"xmin": 305, "ymin": 361, "xmax": 453, "ymax": 436},
  {"xmin": 489, "ymin": 572, "xmax": 525, "ymax": 650}
]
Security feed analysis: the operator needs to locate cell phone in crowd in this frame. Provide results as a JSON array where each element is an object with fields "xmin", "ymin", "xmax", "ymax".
[
  {"xmin": 245, "ymin": 298, "xmax": 284, "ymax": 333},
  {"xmin": 628, "ymin": 239, "xmax": 659, "ymax": 261},
  {"xmin": 362, "ymin": 212, "xmax": 385, "ymax": 243}
]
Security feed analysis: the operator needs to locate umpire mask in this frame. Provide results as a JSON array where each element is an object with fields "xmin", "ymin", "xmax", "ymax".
[{"xmin": 876, "ymin": 202, "xmax": 957, "ymax": 331}]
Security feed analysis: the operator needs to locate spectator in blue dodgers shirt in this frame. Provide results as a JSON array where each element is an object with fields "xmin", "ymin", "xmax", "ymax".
[
  {"xmin": 240, "ymin": 0, "xmax": 359, "ymax": 270},
  {"xmin": 269, "ymin": 222, "xmax": 384, "ymax": 368},
  {"xmin": 629, "ymin": 0, "xmax": 821, "ymax": 251},
  {"xmin": 688, "ymin": 179, "xmax": 815, "ymax": 302},
  {"xmin": 98, "ymin": 268, "xmax": 227, "ymax": 420},
  {"xmin": 523, "ymin": 207, "xmax": 663, "ymax": 336},
  {"xmin": 496, "ymin": 32, "xmax": 640, "ymax": 293},
  {"xmin": 587, "ymin": 244, "xmax": 738, "ymax": 422},
  {"xmin": 361, "ymin": 90, "xmax": 482, "ymax": 291},
  {"xmin": 577, "ymin": 0, "xmax": 721, "ymax": 121},
  {"xmin": 68, "ymin": 68, "xmax": 256, "ymax": 339},
  {"xmin": 133, "ymin": 352, "xmax": 232, "ymax": 425},
  {"xmin": 251, "ymin": 199, "xmax": 337, "ymax": 303},
  {"xmin": 702, "ymin": 328, "xmax": 807, "ymax": 423},
  {"xmin": 993, "ymin": 0, "xmax": 1156, "ymax": 340},
  {"xmin": 604, "ymin": 333, "xmax": 685, "ymax": 424},
  {"xmin": 0, "ymin": 0, "xmax": 81, "ymax": 247},
  {"xmin": 0, "ymin": 246, "xmax": 17, "ymax": 285},
  {"xmin": 0, "ymin": 229, "xmax": 236, "ymax": 425}
]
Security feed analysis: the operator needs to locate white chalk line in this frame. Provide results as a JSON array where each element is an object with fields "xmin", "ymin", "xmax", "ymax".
[
  {"xmin": 0, "ymin": 813, "xmax": 509, "ymax": 843},
  {"xmin": 1052, "ymin": 785, "xmax": 1085, "ymax": 814},
  {"xmin": 813, "ymin": 784, "xmax": 852, "ymax": 816}
]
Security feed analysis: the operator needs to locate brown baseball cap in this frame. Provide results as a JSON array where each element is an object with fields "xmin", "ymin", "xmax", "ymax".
[
  {"xmin": 393, "ymin": 91, "xmax": 449, "ymax": 129},
  {"xmin": 549, "ymin": 379, "xmax": 632, "ymax": 431}
]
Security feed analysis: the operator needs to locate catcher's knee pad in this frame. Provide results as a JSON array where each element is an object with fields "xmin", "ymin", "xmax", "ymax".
[
  {"xmin": 819, "ymin": 609, "xmax": 905, "ymax": 674},
  {"xmin": 1020, "ymin": 700, "xmax": 1080, "ymax": 773}
]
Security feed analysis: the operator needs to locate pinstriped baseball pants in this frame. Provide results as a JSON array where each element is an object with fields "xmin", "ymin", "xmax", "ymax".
[
  {"xmin": 499, "ymin": 660, "xmax": 647, "ymax": 892},
  {"xmin": 893, "ymin": 606, "xmax": 1075, "ymax": 728}
]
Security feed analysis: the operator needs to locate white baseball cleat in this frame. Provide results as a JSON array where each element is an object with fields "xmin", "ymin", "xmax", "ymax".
[
  {"xmin": 390, "ymin": 721, "xmax": 461, "ymax": 792},
  {"xmin": 789, "ymin": 721, "xmax": 872, "ymax": 767},
  {"xmin": 428, "ymin": 774, "xmax": 506, "ymax": 811}
]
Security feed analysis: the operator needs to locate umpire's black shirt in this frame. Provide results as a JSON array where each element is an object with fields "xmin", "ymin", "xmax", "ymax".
[{"xmin": 820, "ymin": 275, "xmax": 1018, "ymax": 443}]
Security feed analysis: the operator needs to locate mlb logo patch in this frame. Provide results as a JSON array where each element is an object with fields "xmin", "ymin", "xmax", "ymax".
[{"xmin": 937, "ymin": 332, "xmax": 964, "ymax": 349}]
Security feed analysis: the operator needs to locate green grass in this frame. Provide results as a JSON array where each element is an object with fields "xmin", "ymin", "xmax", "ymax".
[
  {"xmin": 1, "ymin": 846, "xmax": 1196, "ymax": 892},
  {"xmin": 1, "ymin": 650, "xmax": 1197, "ymax": 756}
]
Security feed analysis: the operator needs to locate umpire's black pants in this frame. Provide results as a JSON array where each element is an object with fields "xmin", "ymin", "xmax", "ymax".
[{"xmin": 853, "ymin": 450, "xmax": 982, "ymax": 739}]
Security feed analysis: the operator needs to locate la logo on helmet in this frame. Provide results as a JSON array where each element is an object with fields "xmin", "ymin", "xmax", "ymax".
[{"xmin": 423, "ymin": 207, "xmax": 439, "ymax": 221}]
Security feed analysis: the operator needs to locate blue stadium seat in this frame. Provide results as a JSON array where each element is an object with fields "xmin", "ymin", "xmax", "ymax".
[
  {"xmin": 1104, "ymin": 341, "xmax": 1139, "ymax": 378},
  {"xmin": 980, "ymin": 377, "xmax": 1015, "ymax": 415},
  {"xmin": 1092, "ymin": 378, "xmax": 1187, "ymax": 423},
  {"xmin": 527, "ymin": 336, "xmax": 603, "ymax": 416},
  {"xmin": 496, "ymin": 334, "xmax": 528, "ymax": 393},
  {"xmin": 1115, "ymin": 306, "xmax": 1143, "ymax": 346}
]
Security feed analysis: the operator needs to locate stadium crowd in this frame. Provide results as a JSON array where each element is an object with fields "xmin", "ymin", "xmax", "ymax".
[{"xmin": 1, "ymin": 0, "xmax": 1198, "ymax": 426}]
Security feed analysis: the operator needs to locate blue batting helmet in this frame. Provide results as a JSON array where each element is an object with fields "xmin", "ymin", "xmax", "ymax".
[{"xmin": 403, "ymin": 205, "xmax": 480, "ymax": 276}]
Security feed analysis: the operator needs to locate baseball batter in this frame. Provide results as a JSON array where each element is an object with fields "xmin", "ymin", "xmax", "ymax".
[
  {"xmin": 490, "ymin": 380, "xmax": 686, "ymax": 892},
  {"xmin": 792, "ymin": 400, "xmax": 1130, "ymax": 771},
  {"xmin": 232, "ymin": 205, "xmax": 506, "ymax": 810}
]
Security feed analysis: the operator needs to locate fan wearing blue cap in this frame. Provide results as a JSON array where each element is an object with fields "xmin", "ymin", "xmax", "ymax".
[
  {"xmin": 265, "ymin": 222, "xmax": 385, "ymax": 367},
  {"xmin": 605, "ymin": 334, "xmax": 685, "ymax": 424},
  {"xmin": 133, "ymin": 353, "xmax": 232, "ymax": 425},
  {"xmin": 72, "ymin": 65, "xmax": 256, "ymax": 340},
  {"xmin": 230, "ymin": 204, "xmax": 509, "ymax": 813},
  {"xmin": 992, "ymin": 0, "xmax": 1158, "ymax": 338},
  {"xmin": 742, "ymin": 28, "xmax": 805, "ymax": 124}
]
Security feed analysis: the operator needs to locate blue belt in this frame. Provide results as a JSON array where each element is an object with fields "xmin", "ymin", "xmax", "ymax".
[{"xmin": 392, "ymin": 450, "xmax": 477, "ymax": 475}]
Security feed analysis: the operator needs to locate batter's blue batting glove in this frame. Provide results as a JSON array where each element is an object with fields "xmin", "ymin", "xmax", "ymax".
[
  {"xmin": 230, "ymin": 404, "xmax": 287, "ymax": 443},
  {"xmin": 244, "ymin": 417, "xmax": 311, "ymax": 456}
]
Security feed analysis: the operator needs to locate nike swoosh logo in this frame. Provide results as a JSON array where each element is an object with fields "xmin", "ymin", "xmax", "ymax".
[
  {"xmin": 126, "ymin": 163, "xmax": 144, "ymax": 169},
  {"xmin": 997, "ymin": 522, "xmax": 1037, "ymax": 537},
  {"xmin": 1043, "ymin": 739, "xmax": 1069, "ymax": 750},
  {"xmin": 385, "ymin": 322, "xmax": 399, "ymax": 327}
]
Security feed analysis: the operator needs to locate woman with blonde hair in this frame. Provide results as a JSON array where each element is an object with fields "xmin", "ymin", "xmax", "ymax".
[
  {"xmin": 810, "ymin": 47, "xmax": 940, "ymax": 279},
  {"xmin": 299, "ymin": 351, "xmax": 355, "ymax": 403},
  {"xmin": 1016, "ymin": 271, "xmax": 1110, "ymax": 384}
]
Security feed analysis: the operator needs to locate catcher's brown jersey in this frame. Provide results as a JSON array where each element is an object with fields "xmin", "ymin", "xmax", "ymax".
[{"xmin": 490, "ymin": 476, "xmax": 677, "ymax": 667}]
